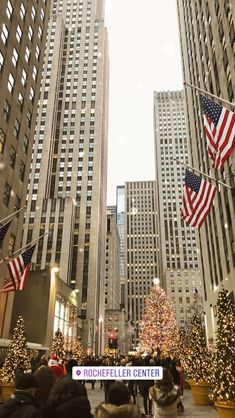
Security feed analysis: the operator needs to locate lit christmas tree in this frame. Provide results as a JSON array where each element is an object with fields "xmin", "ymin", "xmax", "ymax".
[
  {"xmin": 177, "ymin": 327, "xmax": 191, "ymax": 372},
  {"xmin": 186, "ymin": 313, "xmax": 211, "ymax": 382},
  {"xmin": 50, "ymin": 329, "xmax": 66, "ymax": 359},
  {"xmin": 139, "ymin": 280, "xmax": 179, "ymax": 356},
  {"xmin": 72, "ymin": 337, "xmax": 85, "ymax": 365},
  {"xmin": 210, "ymin": 288, "xmax": 235, "ymax": 401},
  {"xmin": 0, "ymin": 316, "xmax": 31, "ymax": 384}
]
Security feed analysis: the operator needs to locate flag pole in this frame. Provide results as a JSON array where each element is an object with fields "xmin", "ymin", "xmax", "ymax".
[
  {"xmin": 0, "ymin": 206, "xmax": 26, "ymax": 225},
  {"xmin": 183, "ymin": 81, "xmax": 235, "ymax": 108},
  {"xmin": 0, "ymin": 232, "xmax": 48, "ymax": 265},
  {"xmin": 174, "ymin": 158, "xmax": 233, "ymax": 190}
]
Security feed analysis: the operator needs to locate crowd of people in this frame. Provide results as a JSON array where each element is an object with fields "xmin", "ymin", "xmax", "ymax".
[{"xmin": 0, "ymin": 354, "xmax": 185, "ymax": 418}]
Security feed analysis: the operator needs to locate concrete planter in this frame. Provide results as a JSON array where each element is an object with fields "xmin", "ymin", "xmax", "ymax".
[
  {"xmin": 188, "ymin": 379, "xmax": 210, "ymax": 405},
  {"xmin": 0, "ymin": 383, "xmax": 15, "ymax": 400},
  {"xmin": 215, "ymin": 400, "xmax": 235, "ymax": 418}
]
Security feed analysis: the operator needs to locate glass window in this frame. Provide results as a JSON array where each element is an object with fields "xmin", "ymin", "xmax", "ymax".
[
  {"xmin": 18, "ymin": 92, "xmax": 24, "ymax": 108},
  {"xmin": 35, "ymin": 45, "xmax": 40, "ymax": 60},
  {"xmin": 3, "ymin": 182, "xmax": 11, "ymax": 206},
  {"xmin": 6, "ymin": 0, "xmax": 13, "ymax": 19},
  {"xmin": 20, "ymin": 3, "xmax": 26, "ymax": 20},
  {"xmin": 40, "ymin": 8, "xmax": 45, "ymax": 21},
  {"xmin": 1, "ymin": 24, "xmax": 9, "ymax": 44},
  {"xmin": 9, "ymin": 146, "xmax": 16, "ymax": 168},
  {"xmin": 38, "ymin": 25, "xmax": 42, "ymax": 39},
  {"xmin": 3, "ymin": 100, "xmax": 10, "ymax": 121},
  {"xmin": 14, "ymin": 119, "xmax": 20, "ymax": 138},
  {"xmin": 26, "ymin": 110, "xmax": 32, "ymax": 127},
  {"xmin": 25, "ymin": 46, "xmax": 30, "ymax": 62},
  {"xmin": 0, "ymin": 129, "xmax": 5, "ymax": 154},
  {"xmin": 31, "ymin": 5, "xmax": 36, "ymax": 20},
  {"xmin": 8, "ymin": 73, "xmax": 14, "ymax": 92},
  {"xmin": 19, "ymin": 160, "xmax": 25, "ymax": 181},
  {"xmin": 21, "ymin": 68, "xmax": 27, "ymax": 85},
  {"xmin": 8, "ymin": 234, "xmax": 15, "ymax": 256},
  {"xmin": 28, "ymin": 25, "xmax": 33, "ymax": 41},
  {"xmin": 16, "ymin": 25, "xmax": 22, "ymax": 43},
  {"xmin": 23, "ymin": 135, "xmax": 29, "ymax": 154},
  {"xmin": 29, "ymin": 86, "xmax": 34, "ymax": 101},
  {"xmin": 0, "ymin": 51, "xmax": 4, "ymax": 70},
  {"xmin": 32, "ymin": 65, "xmax": 37, "ymax": 80},
  {"xmin": 12, "ymin": 48, "xmax": 18, "ymax": 66}
]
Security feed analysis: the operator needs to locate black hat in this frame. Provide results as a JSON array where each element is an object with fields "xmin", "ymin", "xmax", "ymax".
[
  {"xmin": 107, "ymin": 382, "xmax": 131, "ymax": 406},
  {"xmin": 16, "ymin": 373, "xmax": 38, "ymax": 390}
]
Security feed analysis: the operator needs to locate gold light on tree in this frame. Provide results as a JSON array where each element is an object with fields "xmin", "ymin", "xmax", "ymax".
[
  {"xmin": 139, "ymin": 282, "xmax": 179, "ymax": 357},
  {"xmin": 50, "ymin": 329, "xmax": 66, "ymax": 359},
  {"xmin": 72, "ymin": 337, "xmax": 85, "ymax": 365},
  {"xmin": 210, "ymin": 288, "xmax": 235, "ymax": 401},
  {"xmin": 186, "ymin": 313, "xmax": 212, "ymax": 382},
  {"xmin": 0, "ymin": 316, "xmax": 31, "ymax": 384}
]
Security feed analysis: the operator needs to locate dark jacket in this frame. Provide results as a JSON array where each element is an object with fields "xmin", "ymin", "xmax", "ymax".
[
  {"xmin": 0, "ymin": 393, "xmax": 41, "ymax": 418},
  {"xmin": 43, "ymin": 396, "xmax": 92, "ymax": 418}
]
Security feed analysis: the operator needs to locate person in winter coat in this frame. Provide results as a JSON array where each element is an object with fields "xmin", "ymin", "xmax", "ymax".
[
  {"xmin": 34, "ymin": 366, "xmax": 56, "ymax": 411},
  {"xmin": 47, "ymin": 356, "xmax": 64, "ymax": 379},
  {"xmin": 0, "ymin": 373, "xmax": 41, "ymax": 418},
  {"xmin": 43, "ymin": 375, "xmax": 92, "ymax": 418},
  {"xmin": 95, "ymin": 382, "xmax": 143, "ymax": 418},
  {"xmin": 149, "ymin": 368, "xmax": 181, "ymax": 418}
]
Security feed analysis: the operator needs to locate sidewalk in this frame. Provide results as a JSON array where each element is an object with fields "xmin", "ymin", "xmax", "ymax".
[{"xmin": 87, "ymin": 385, "xmax": 218, "ymax": 417}]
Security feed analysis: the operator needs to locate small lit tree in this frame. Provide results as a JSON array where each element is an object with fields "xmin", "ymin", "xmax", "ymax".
[
  {"xmin": 139, "ymin": 281, "xmax": 179, "ymax": 357},
  {"xmin": 0, "ymin": 316, "xmax": 31, "ymax": 383},
  {"xmin": 210, "ymin": 288, "xmax": 235, "ymax": 401},
  {"xmin": 72, "ymin": 337, "xmax": 85, "ymax": 365},
  {"xmin": 186, "ymin": 313, "xmax": 211, "ymax": 382},
  {"xmin": 50, "ymin": 329, "xmax": 66, "ymax": 359}
]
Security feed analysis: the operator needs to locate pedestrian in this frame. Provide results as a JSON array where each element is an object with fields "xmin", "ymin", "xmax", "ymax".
[
  {"xmin": 48, "ymin": 355, "xmax": 64, "ymax": 379},
  {"xmin": 149, "ymin": 368, "xmax": 180, "ymax": 418},
  {"xmin": 0, "ymin": 373, "xmax": 41, "ymax": 418},
  {"xmin": 95, "ymin": 382, "xmax": 143, "ymax": 418},
  {"xmin": 169, "ymin": 362, "xmax": 184, "ymax": 413},
  {"xmin": 43, "ymin": 375, "xmax": 92, "ymax": 418},
  {"xmin": 34, "ymin": 366, "xmax": 56, "ymax": 411},
  {"xmin": 65, "ymin": 358, "xmax": 78, "ymax": 375},
  {"xmin": 139, "ymin": 358, "xmax": 154, "ymax": 416}
]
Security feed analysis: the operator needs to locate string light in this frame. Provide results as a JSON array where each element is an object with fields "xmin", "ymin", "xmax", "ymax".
[
  {"xmin": 72, "ymin": 337, "xmax": 85, "ymax": 364},
  {"xmin": 50, "ymin": 329, "xmax": 66, "ymax": 359}
]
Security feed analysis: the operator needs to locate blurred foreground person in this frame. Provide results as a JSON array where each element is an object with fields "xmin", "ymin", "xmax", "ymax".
[
  {"xmin": 0, "ymin": 374, "xmax": 41, "ymax": 418},
  {"xmin": 34, "ymin": 366, "xmax": 55, "ymax": 411},
  {"xmin": 149, "ymin": 368, "xmax": 180, "ymax": 418},
  {"xmin": 95, "ymin": 382, "xmax": 144, "ymax": 418},
  {"xmin": 43, "ymin": 375, "xmax": 92, "ymax": 418}
]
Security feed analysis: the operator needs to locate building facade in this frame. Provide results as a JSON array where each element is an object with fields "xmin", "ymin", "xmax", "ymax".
[
  {"xmin": 22, "ymin": 0, "xmax": 109, "ymax": 353},
  {"xmin": 105, "ymin": 209, "xmax": 120, "ymax": 310},
  {"xmin": 154, "ymin": 90, "xmax": 203, "ymax": 327},
  {"xmin": 116, "ymin": 185, "xmax": 125, "ymax": 308},
  {"xmin": 0, "ymin": 0, "xmax": 51, "ymax": 337},
  {"xmin": 177, "ymin": 0, "xmax": 235, "ymax": 340},
  {"xmin": 125, "ymin": 181, "xmax": 159, "ymax": 347}
]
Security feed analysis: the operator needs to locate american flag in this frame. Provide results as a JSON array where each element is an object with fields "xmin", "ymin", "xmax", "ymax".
[
  {"xmin": 0, "ymin": 220, "xmax": 12, "ymax": 244},
  {"xmin": 0, "ymin": 245, "xmax": 35, "ymax": 293},
  {"xmin": 200, "ymin": 95, "xmax": 235, "ymax": 170},
  {"xmin": 180, "ymin": 170, "xmax": 217, "ymax": 228}
]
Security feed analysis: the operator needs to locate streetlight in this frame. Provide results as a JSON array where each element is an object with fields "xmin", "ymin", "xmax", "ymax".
[{"xmin": 152, "ymin": 277, "xmax": 160, "ymax": 286}]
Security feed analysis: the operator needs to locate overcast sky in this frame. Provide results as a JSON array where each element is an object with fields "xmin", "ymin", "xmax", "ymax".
[{"xmin": 105, "ymin": 0, "xmax": 183, "ymax": 205}]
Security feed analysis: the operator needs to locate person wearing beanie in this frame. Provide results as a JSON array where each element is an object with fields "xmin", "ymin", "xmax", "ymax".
[
  {"xmin": 95, "ymin": 382, "xmax": 143, "ymax": 418},
  {"xmin": 48, "ymin": 355, "xmax": 64, "ymax": 379},
  {"xmin": 0, "ymin": 373, "xmax": 41, "ymax": 418},
  {"xmin": 43, "ymin": 375, "xmax": 92, "ymax": 418}
]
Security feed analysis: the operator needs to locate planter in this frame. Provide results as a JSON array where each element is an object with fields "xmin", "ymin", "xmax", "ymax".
[
  {"xmin": 0, "ymin": 383, "xmax": 15, "ymax": 400},
  {"xmin": 215, "ymin": 400, "xmax": 235, "ymax": 418},
  {"xmin": 188, "ymin": 379, "xmax": 210, "ymax": 405}
]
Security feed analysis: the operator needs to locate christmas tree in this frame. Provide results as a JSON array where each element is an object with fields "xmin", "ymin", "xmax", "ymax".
[
  {"xmin": 186, "ymin": 313, "xmax": 211, "ymax": 382},
  {"xmin": 0, "ymin": 316, "xmax": 31, "ymax": 384},
  {"xmin": 177, "ymin": 327, "xmax": 191, "ymax": 372},
  {"xmin": 139, "ymin": 281, "xmax": 179, "ymax": 356},
  {"xmin": 72, "ymin": 337, "xmax": 85, "ymax": 365},
  {"xmin": 50, "ymin": 329, "xmax": 66, "ymax": 359},
  {"xmin": 210, "ymin": 288, "xmax": 235, "ymax": 401}
]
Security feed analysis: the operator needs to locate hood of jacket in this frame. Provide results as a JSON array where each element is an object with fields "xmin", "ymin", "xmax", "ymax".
[
  {"xmin": 95, "ymin": 403, "xmax": 141, "ymax": 418},
  {"xmin": 44, "ymin": 396, "xmax": 92, "ymax": 418}
]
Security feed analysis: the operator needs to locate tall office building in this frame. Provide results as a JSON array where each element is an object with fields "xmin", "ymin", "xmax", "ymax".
[
  {"xmin": 125, "ymin": 181, "xmax": 159, "ymax": 346},
  {"xmin": 116, "ymin": 185, "xmax": 125, "ymax": 307},
  {"xmin": 23, "ymin": 0, "xmax": 109, "ymax": 352},
  {"xmin": 177, "ymin": 1, "xmax": 235, "ymax": 340},
  {"xmin": 0, "ymin": 0, "xmax": 51, "ymax": 336},
  {"xmin": 105, "ymin": 208, "xmax": 120, "ymax": 310},
  {"xmin": 154, "ymin": 90, "xmax": 203, "ymax": 327}
]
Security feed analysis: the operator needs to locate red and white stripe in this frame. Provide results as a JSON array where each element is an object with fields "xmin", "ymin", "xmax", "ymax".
[
  {"xmin": 180, "ymin": 178, "xmax": 217, "ymax": 228},
  {"xmin": 7, "ymin": 254, "xmax": 25, "ymax": 288}
]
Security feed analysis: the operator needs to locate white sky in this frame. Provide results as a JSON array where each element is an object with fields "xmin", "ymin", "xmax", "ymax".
[{"xmin": 105, "ymin": 0, "xmax": 183, "ymax": 205}]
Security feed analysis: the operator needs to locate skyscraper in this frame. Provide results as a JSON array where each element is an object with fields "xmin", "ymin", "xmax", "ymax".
[
  {"xmin": 23, "ymin": 0, "xmax": 109, "ymax": 352},
  {"xmin": 105, "ymin": 208, "xmax": 120, "ymax": 310},
  {"xmin": 0, "ymin": 0, "xmax": 51, "ymax": 336},
  {"xmin": 154, "ymin": 90, "xmax": 203, "ymax": 327},
  {"xmin": 116, "ymin": 185, "xmax": 125, "ymax": 308},
  {"xmin": 125, "ymin": 181, "xmax": 159, "ymax": 346},
  {"xmin": 177, "ymin": 1, "xmax": 235, "ymax": 340}
]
